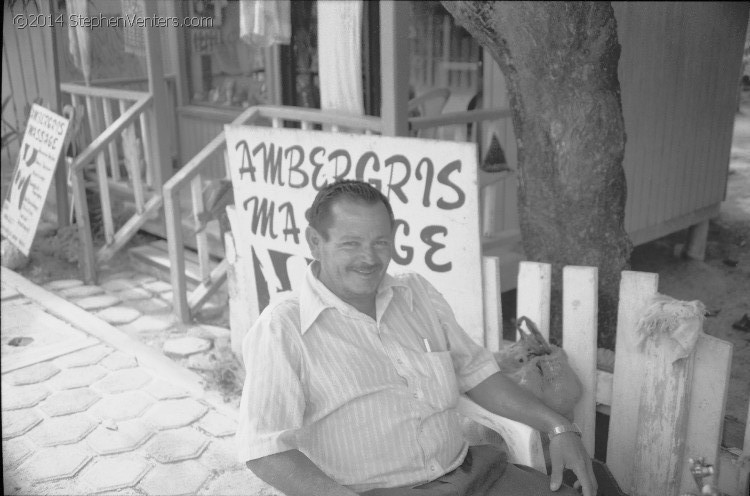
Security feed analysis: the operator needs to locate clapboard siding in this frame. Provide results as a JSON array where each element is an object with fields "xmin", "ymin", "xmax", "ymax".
[{"xmin": 614, "ymin": 2, "xmax": 748, "ymax": 238}]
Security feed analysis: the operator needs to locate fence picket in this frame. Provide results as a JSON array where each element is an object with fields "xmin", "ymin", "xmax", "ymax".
[
  {"xmin": 515, "ymin": 261, "xmax": 551, "ymax": 341},
  {"xmin": 607, "ymin": 271, "xmax": 659, "ymax": 491},
  {"xmin": 562, "ymin": 266, "xmax": 598, "ymax": 456}
]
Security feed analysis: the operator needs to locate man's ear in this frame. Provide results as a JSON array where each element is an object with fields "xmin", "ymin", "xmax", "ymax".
[{"xmin": 306, "ymin": 226, "xmax": 322, "ymax": 260}]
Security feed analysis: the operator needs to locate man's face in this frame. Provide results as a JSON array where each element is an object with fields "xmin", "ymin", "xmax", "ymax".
[{"xmin": 306, "ymin": 199, "xmax": 394, "ymax": 309}]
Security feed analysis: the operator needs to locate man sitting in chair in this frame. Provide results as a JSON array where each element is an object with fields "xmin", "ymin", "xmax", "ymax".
[{"xmin": 238, "ymin": 180, "xmax": 596, "ymax": 496}]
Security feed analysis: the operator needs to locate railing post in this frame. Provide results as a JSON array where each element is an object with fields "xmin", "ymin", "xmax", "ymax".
[
  {"xmin": 164, "ymin": 185, "xmax": 191, "ymax": 323},
  {"xmin": 71, "ymin": 166, "xmax": 96, "ymax": 283},
  {"xmin": 143, "ymin": 0, "xmax": 171, "ymax": 188}
]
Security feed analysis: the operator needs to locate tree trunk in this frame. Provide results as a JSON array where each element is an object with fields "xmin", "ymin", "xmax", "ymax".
[{"xmin": 442, "ymin": 1, "xmax": 632, "ymax": 349}]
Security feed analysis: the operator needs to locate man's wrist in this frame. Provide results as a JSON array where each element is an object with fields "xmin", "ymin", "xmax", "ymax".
[{"xmin": 547, "ymin": 423, "xmax": 582, "ymax": 439}]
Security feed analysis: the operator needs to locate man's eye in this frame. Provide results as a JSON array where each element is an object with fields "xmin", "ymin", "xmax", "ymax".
[
  {"xmin": 375, "ymin": 240, "xmax": 390, "ymax": 247},
  {"xmin": 343, "ymin": 241, "xmax": 358, "ymax": 247}
]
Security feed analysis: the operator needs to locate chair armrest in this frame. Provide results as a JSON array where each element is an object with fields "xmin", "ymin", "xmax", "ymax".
[{"xmin": 456, "ymin": 395, "xmax": 546, "ymax": 473}]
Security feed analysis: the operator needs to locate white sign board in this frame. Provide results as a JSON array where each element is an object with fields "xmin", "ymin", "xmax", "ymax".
[
  {"xmin": 225, "ymin": 125, "xmax": 485, "ymax": 343},
  {"xmin": 2, "ymin": 104, "xmax": 70, "ymax": 256}
]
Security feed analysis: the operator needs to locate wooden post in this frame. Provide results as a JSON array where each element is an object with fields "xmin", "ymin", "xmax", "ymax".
[
  {"xmin": 143, "ymin": 0, "xmax": 171, "ymax": 188},
  {"xmin": 631, "ymin": 332, "xmax": 695, "ymax": 496},
  {"xmin": 380, "ymin": 0, "xmax": 410, "ymax": 137},
  {"xmin": 42, "ymin": 0, "xmax": 69, "ymax": 227},
  {"xmin": 685, "ymin": 219, "xmax": 709, "ymax": 261}
]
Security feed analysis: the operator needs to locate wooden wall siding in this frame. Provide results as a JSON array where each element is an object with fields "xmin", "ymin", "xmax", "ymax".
[
  {"xmin": 2, "ymin": 1, "xmax": 53, "ymax": 167},
  {"xmin": 613, "ymin": 2, "xmax": 748, "ymax": 237}
]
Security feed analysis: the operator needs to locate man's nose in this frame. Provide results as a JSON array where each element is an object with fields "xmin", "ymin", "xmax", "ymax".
[{"xmin": 360, "ymin": 244, "xmax": 378, "ymax": 264}]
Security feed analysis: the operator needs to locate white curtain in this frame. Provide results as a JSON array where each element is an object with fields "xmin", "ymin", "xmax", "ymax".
[
  {"xmin": 239, "ymin": 0, "xmax": 291, "ymax": 47},
  {"xmin": 317, "ymin": 0, "xmax": 364, "ymax": 115}
]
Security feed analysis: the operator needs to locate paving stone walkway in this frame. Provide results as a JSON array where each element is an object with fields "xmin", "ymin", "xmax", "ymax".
[{"xmin": 1, "ymin": 268, "xmax": 282, "ymax": 496}]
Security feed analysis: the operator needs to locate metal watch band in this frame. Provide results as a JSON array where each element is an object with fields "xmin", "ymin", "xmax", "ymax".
[{"xmin": 547, "ymin": 423, "xmax": 582, "ymax": 439}]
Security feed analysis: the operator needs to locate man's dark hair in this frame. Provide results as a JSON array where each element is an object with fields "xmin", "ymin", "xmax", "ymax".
[{"xmin": 306, "ymin": 179, "xmax": 395, "ymax": 239}]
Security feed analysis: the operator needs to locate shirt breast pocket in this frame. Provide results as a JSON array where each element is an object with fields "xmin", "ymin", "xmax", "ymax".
[{"xmin": 422, "ymin": 351, "xmax": 459, "ymax": 410}]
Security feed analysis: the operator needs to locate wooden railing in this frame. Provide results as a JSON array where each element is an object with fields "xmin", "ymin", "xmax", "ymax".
[
  {"xmin": 62, "ymin": 83, "xmax": 163, "ymax": 283},
  {"xmin": 163, "ymin": 105, "xmax": 383, "ymax": 324}
]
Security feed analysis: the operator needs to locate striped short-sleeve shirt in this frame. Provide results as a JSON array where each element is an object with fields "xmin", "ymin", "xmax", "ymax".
[{"xmin": 236, "ymin": 263, "xmax": 500, "ymax": 492}]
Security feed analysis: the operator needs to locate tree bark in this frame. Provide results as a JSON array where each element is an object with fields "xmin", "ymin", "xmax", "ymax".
[{"xmin": 442, "ymin": 1, "xmax": 632, "ymax": 349}]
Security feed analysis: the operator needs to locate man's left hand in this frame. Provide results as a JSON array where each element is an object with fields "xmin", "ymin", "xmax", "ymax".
[{"xmin": 548, "ymin": 432, "xmax": 597, "ymax": 496}]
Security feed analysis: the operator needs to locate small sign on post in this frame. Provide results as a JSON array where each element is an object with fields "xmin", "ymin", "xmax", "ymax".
[
  {"xmin": 2, "ymin": 104, "xmax": 71, "ymax": 256},
  {"xmin": 225, "ymin": 125, "xmax": 485, "ymax": 343}
]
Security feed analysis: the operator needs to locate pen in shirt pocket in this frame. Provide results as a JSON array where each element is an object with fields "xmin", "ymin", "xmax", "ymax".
[{"xmin": 422, "ymin": 337, "xmax": 432, "ymax": 352}]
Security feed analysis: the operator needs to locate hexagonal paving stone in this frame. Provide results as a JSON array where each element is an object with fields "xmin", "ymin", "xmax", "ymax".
[
  {"xmin": 4, "ymin": 361, "xmax": 60, "ymax": 385},
  {"xmin": 75, "ymin": 294, "xmax": 121, "ymax": 311},
  {"xmin": 43, "ymin": 279, "xmax": 84, "ymax": 291},
  {"xmin": 2, "ymin": 437, "xmax": 33, "ymax": 471},
  {"xmin": 127, "ymin": 297, "xmax": 171, "ymax": 314},
  {"xmin": 27, "ymin": 413, "xmax": 97, "ymax": 447},
  {"xmin": 118, "ymin": 314, "xmax": 174, "ymax": 334},
  {"xmin": 196, "ymin": 437, "xmax": 243, "ymax": 473},
  {"xmin": 86, "ymin": 418, "xmax": 154, "ymax": 455},
  {"xmin": 1, "ymin": 408, "xmax": 43, "ymax": 439},
  {"xmin": 163, "ymin": 336, "xmax": 211, "ymax": 358},
  {"xmin": 142, "ymin": 280, "xmax": 172, "ymax": 293},
  {"xmin": 89, "ymin": 390, "xmax": 155, "ymax": 422},
  {"xmin": 17, "ymin": 444, "xmax": 92, "ymax": 483},
  {"xmin": 143, "ymin": 427, "xmax": 209, "ymax": 463},
  {"xmin": 1, "ymin": 383, "xmax": 50, "ymax": 410},
  {"xmin": 39, "ymin": 388, "xmax": 101, "ymax": 417},
  {"xmin": 142, "ymin": 380, "xmax": 190, "ymax": 400},
  {"xmin": 79, "ymin": 452, "xmax": 151, "ymax": 492},
  {"xmin": 100, "ymin": 351, "xmax": 138, "ymax": 370},
  {"xmin": 198, "ymin": 469, "xmax": 284, "ymax": 496},
  {"xmin": 101, "ymin": 278, "xmax": 139, "ymax": 292},
  {"xmin": 143, "ymin": 398, "xmax": 208, "ymax": 430},
  {"xmin": 47, "ymin": 365, "xmax": 107, "ymax": 390},
  {"xmin": 138, "ymin": 459, "xmax": 209, "ymax": 496},
  {"xmin": 57, "ymin": 285, "xmax": 105, "ymax": 299},
  {"xmin": 130, "ymin": 273, "xmax": 157, "ymax": 285},
  {"xmin": 96, "ymin": 305, "xmax": 142, "ymax": 325},
  {"xmin": 54, "ymin": 345, "xmax": 112, "ymax": 368},
  {"xmin": 196, "ymin": 410, "xmax": 237, "ymax": 437},
  {"xmin": 92, "ymin": 368, "xmax": 152, "ymax": 394},
  {"xmin": 113, "ymin": 287, "xmax": 152, "ymax": 301}
]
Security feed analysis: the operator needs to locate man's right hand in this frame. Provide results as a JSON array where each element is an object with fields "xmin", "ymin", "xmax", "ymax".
[{"xmin": 246, "ymin": 449, "xmax": 359, "ymax": 496}]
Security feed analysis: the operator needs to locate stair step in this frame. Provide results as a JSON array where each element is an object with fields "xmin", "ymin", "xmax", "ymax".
[{"xmin": 128, "ymin": 241, "xmax": 220, "ymax": 288}]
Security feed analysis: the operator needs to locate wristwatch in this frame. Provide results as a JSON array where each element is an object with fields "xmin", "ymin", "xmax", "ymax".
[{"xmin": 547, "ymin": 423, "xmax": 582, "ymax": 439}]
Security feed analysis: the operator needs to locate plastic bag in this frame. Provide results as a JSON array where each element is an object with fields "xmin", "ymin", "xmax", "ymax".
[{"xmin": 494, "ymin": 317, "xmax": 583, "ymax": 420}]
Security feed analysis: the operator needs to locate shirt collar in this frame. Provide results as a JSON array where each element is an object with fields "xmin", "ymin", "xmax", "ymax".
[{"xmin": 299, "ymin": 261, "xmax": 413, "ymax": 334}]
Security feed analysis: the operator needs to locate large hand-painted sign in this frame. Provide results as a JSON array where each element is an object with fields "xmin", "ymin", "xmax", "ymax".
[
  {"xmin": 2, "ymin": 105, "xmax": 70, "ymax": 256},
  {"xmin": 225, "ymin": 125, "xmax": 484, "ymax": 342}
]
